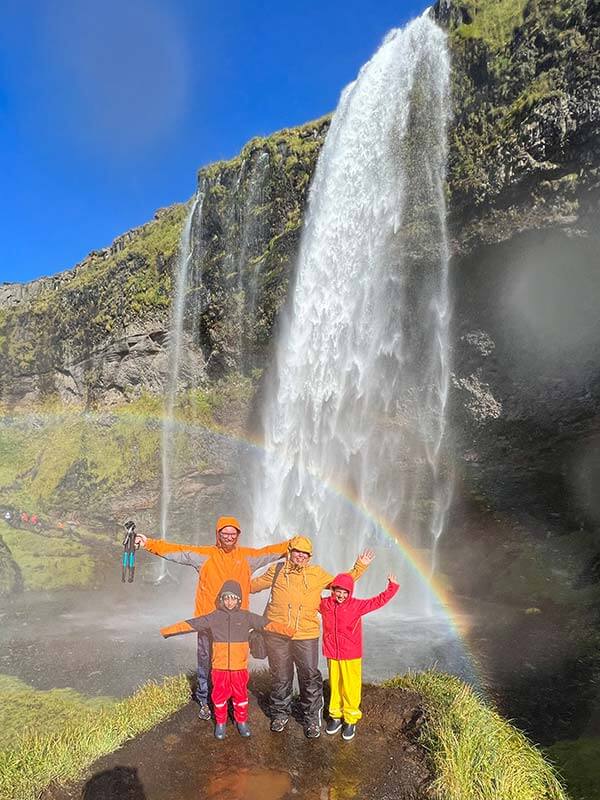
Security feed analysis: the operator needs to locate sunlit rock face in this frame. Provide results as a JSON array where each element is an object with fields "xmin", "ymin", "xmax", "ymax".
[{"xmin": 0, "ymin": 0, "xmax": 598, "ymax": 585}]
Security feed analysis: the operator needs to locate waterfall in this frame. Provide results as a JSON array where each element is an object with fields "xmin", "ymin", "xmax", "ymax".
[
  {"xmin": 252, "ymin": 15, "xmax": 452, "ymax": 615},
  {"xmin": 158, "ymin": 190, "xmax": 203, "ymax": 577}
]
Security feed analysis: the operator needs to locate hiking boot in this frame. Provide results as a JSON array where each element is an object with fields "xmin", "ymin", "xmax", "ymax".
[
  {"xmin": 342, "ymin": 722, "xmax": 356, "ymax": 741},
  {"xmin": 237, "ymin": 721, "xmax": 251, "ymax": 737},
  {"xmin": 214, "ymin": 723, "xmax": 226, "ymax": 740},
  {"xmin": 305, "ymin": 723, "xmax": 321, "ymax": 739},
  {"xmin": 197, "ymin": 704, "xmax": 211, "ymax": 721},
  {"xmin": 326, "ymin": 717, "xmax": 342, "ymax": 735},
  {"xmin": 270, "ymin": 717, "xmax": 289, "ymax": 733}
]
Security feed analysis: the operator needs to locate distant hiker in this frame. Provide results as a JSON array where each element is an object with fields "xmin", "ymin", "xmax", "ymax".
[
  {"xmin": 320, "ymin": 572, "xmax": 399, "ymax": 741},
  {"xmin": 3, "ymin": 510, "xmax": 11, "ymax": 525},
  {"xmin": 161, "ymin": 579, "xmax": 294, "ymax": 739},
  {"xmin": 250, "ymin": 536, "xmax": 374, "ymax": 739},
  {"xmin": 20, "ymin": 511, "xmax": 29, "ymax": 525},
  {"xmin": 135, "ymin": 516, "xmax": 289, "ymax": 721}
]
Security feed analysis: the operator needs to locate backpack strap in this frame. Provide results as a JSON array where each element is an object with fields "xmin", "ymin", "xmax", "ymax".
[{"xmin": 262, "ymin": 560, "xmax": 284, "ymax": 616}]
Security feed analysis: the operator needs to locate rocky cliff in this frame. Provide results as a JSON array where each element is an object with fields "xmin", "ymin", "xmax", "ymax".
[{"xmin": 1, "ymin": 0, "xmax": 599, "ymax": 598}]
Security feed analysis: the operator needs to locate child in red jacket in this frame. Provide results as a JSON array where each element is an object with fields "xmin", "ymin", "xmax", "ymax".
[{"xmin": 319, "ymin": 572, "xmax": 399, "ymax": 740}]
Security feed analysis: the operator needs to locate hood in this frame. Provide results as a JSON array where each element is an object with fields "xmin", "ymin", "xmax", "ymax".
[
  {"xmin": 330, "ymin": 573, "xmax": 354, "ymax": 596},
  {"xmin": 288, "ymin": 535, "xmax": 313, "ymax": 555},
  {"xmin": 217, "ymin": 579, "xmax": 242, "ymax": 610},
  {"xmin": 215, "ymin": 516, "xmax": 241, "ymax": 543}
]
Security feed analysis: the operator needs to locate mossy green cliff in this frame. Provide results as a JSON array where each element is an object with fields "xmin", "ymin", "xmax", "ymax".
[{"xmin": 0, "ymin": 2, "xmax": 598, "ymax": 610}]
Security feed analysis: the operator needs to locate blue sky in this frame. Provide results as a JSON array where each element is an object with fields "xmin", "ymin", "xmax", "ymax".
[{"xmin": 1, "ymin": 0, "xmax": 426, "ymax": 284}]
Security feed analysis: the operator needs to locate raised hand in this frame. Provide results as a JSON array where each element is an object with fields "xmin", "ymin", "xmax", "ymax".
[
  {"xmin": 387, "ymin": 573, "xmax": 398, "ymax": 583},
  {"xmin": 134, "ymin": 532, "xmax": 148, "ymax": 548},
  {"xmin": 358, "ymin": 548, "xmax": 375, "ymax": 566}
]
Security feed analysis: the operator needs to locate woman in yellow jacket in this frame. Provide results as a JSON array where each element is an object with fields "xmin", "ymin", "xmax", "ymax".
[{"xmin": 250, "ymin": 535, "xmax": 373, "ymax": 738}]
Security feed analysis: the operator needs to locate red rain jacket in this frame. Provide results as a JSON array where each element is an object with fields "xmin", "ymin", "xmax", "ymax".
[{"xmin": 319, "ymin": 573, "xmax": 399, "ymax": 660}]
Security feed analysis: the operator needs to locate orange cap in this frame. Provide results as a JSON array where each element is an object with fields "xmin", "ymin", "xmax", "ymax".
[{"xmin": 216, "ymin": 516, "xmax": 241, "ymax": 534}]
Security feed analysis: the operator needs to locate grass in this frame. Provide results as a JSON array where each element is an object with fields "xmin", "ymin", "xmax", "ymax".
[
  {"xmin": 389, "ymin": 671, "xmax": 569, "ymax": 800},
  {"xmin": 0, "ymin": 675, "xmax": 114, "ymax": 749},
  {"xmin": 545, "ymin": 738, "xmax": 600, "ymax": 800},
  {"xmin": 0, "ymin": 523, "xmax": 95, "ymax": 591},
  {"xmin": 0, "ymin": 674, "xmax": 189, "ymax": 800},
  {"xmin": 454, "ymin": 0, "xmax": 529, "ymax": 50}
]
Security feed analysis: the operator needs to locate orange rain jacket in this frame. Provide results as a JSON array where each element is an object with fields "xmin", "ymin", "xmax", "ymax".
[
  {"xmin": 161, "ymin": 580, "xmax": 293, "ymax": 670},
  {"xmin": 144, "ymin": 516, "xmax": 289, "ymax": 616},
  {"xmin": 250, "ymin": 535, "xmax": 368, "ymax": 640}
]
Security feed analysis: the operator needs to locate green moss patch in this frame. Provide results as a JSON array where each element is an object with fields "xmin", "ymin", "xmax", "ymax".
[
  {"xmin": 454, "ymin": 0, "xmax": 529, "ymax": 50},
  {"xmin": 0, "ymin": 523, "xmax": 94, "ymax": 591}
]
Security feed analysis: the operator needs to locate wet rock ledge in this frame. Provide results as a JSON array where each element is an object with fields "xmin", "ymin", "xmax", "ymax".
[{"xmin": 42, "ymin": 683, "xmax": 430, "ymax": 800}]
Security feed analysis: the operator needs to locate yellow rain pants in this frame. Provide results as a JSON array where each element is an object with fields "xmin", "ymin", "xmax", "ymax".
[{"xmin": 327, "ymin": 658, "xmax": 363, "ymax": 723}]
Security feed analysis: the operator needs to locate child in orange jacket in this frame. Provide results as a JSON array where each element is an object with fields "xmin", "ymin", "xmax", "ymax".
[{"xmin": 161, "ymin": 579, "xmax": 292, "ymax": 739}]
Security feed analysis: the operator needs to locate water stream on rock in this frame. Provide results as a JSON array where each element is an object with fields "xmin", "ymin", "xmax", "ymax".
[
  {"xmin": 158, "ymin": 191, "xmax": 204, "ymax": 578},
  {"xmin": 252, "ymin": 15, "xmax": 452, "ymax": 614}
]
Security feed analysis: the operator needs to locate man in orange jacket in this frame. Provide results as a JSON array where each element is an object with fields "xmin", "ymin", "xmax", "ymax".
[
  {"xmin": 250, "ymin": 535, "xmax": 374, "ymax": 738},
  {"xmin": 135, "ymin": 516, "xmax": 289, "ymax": 720}
]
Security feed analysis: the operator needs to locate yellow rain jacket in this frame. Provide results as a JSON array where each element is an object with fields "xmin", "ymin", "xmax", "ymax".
[{"xmin": 250, "ymin": 535, "xmax": 368, "ymax": 640}]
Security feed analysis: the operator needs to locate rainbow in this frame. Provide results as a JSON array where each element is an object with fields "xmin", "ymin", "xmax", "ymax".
[{"xmin": 1, "ymin": 405, "xmax": 486, "ymax": 687}]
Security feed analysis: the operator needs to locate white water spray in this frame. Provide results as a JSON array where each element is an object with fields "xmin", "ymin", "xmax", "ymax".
[
  {"xmin": 158, "ymin": 191, "xmax": 203, "ymax": 577},
  {"xmin": 253, "ymin": 16, "xmax": 452, "ymax": 614}
]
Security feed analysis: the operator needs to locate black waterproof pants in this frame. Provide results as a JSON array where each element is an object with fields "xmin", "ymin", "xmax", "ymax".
[
  {"xmin": 194, "ymin": 631, "xmax": 212, "ymax": 706},
  {"xmin": 266, "ymin": 633, "xmax": 323, "ymax": 726}
]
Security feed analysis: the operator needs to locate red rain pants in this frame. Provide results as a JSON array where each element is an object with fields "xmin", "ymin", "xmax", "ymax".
[{"xmin": 211, "ymin": 669, "xmax": 249, "ymax": 723}]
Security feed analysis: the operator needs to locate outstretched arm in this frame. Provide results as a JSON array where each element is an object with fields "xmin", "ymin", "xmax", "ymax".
[
  {"xmin": 348, "ymin": 548, "xmax": 375, "ymax": 582},
  {"xmin": 247, "ymin": 612, "xmax": 294, "ymax": 638},
  {"xmin": 160, "ymin": 613, "xmax": 213, "ymax": 638},
  {"xmin": 243, "ymin": 540, "xmax": 290, "ymax": 573},
  {"xmin": 357, "ymin": 575, "xmax": 400, "ymax": 616},
  {"xmin": 135, "ymin": 533, "xmax": 212, "ymax": 570},
  {"xmin": 250, "ymin": 563, "xmax": 276, "ymax": 593},
  {"xmin": 317, "ymin": 549, "xmax": 376, "ymax": 590}
]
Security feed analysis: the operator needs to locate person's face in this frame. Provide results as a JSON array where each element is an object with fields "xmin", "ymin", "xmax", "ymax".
[
  {"xmin": 290, "ymin": 548, "xmax": 311, "ymax": 567},
  {"xmin": 222, "ymin": 594, "xmax": 240, "ymax": 610},
  {"xmin": 333, "ymin": 587, "xmax": 350, "ymax": 604},
  {"xmin": 218, "ymin": 526, "xmax": 240, "ymax": 551}
]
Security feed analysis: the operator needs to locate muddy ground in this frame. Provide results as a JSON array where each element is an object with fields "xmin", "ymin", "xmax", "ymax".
[{"xmin": 42, "ymin": 682, "xmax": 431, "ymax": 800}]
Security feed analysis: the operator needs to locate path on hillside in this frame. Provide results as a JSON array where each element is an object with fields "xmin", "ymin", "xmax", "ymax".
[{"xmin": 42, "ymin": 684, "xmax": 431, "ymax": 800}]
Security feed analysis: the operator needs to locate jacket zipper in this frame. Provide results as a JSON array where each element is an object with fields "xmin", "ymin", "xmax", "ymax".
[
  {"xmin": 227, "ymin": 614, "xmax": 231, "ymax": 670},
  {"xmin": 334, "ymin": 603, "xmax": 340, "ymax": 659}
]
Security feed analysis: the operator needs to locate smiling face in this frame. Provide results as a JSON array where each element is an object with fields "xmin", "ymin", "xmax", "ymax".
[
  {"xmin": 332, "ymin": 586, "xmax": 350, "ymax": 604},
  {"xmin": 222, "ymin": 593, "xmax": 240, "ymax": 610},
  {"xmin": 290, "ymin": 548, "xmax": 311, "ymax": 567},
  {"xmin": 217, "ymin": 525, "xmax": 240, "ymax": 552}
]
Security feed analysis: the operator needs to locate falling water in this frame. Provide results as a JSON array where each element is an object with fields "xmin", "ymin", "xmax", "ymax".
[
  {"xmin": 253, "ymin": 15, "xmax": 452, "ymax": 614},
  {"xmin": 158, "ymin": 191, "xmax": 203, "ymax": 577}
]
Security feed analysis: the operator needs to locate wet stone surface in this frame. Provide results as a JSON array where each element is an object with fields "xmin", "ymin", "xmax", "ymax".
[{"xmin": 42, "ymin": 685, "xmax": 431, "ymax": 800}]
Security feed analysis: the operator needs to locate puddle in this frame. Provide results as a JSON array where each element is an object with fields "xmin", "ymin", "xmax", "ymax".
[{"xmin": 204, "ymin": 768, "xmax": 291, "ymax": 800}]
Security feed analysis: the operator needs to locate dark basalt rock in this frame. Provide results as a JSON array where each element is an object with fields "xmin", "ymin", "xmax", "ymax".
[{"xmin": 0, "ymin": 1, "xmax": 598, "ymax": 588}]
